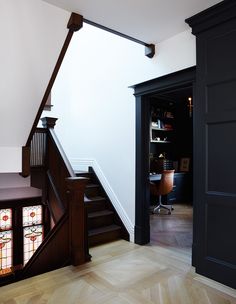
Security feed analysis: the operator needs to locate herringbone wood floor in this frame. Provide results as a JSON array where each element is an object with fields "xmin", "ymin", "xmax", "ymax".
[
  {"xmin": 150, "ymin": 204, "xmax": 193, "ymax": 252},
  {"xmin": 0, "ymin": 238, "xmax": 235, "ymax": 303}
]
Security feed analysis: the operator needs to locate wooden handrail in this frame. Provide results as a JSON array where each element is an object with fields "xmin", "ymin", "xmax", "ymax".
[
  {"xmin": 25, "ymin": 13, "xmax": 83, "ymax": 148},
  {"xmin": 48, "ymin": 128, "xmax": 75, "ymax": 178},
  {"xmin": 20, "ymin": 117, "xmax": 90, "ymax": 281}
]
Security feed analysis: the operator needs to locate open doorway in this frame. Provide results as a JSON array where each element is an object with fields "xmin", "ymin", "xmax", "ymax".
[
  {"xmin": 133, "ymin": 66, "xmax": 196, "ymax": 262},
  {"xmin": 149, "ymin": 86, "xmax": 193, "ymax": 254}
]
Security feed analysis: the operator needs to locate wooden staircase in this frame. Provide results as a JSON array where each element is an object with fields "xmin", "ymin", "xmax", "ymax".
[{"xmin": 76, "ymin": 170, "xmax": 129, "ymax": 247}]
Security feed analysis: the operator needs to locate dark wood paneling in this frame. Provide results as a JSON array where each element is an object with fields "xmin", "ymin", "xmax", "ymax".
[
  {"xmin": 186, "ymin": 0, "xmax": 236, "ymax": 288},
  {"xmin": 21, "ymin": 214, "xmax": 70, "ymax": 279},
  {"xmin": 47, "ymin": 172, "xmax": 65, "ymax": 223},
  {"xmin": 206, "ymin": 198, "xmax": 236, "ymax": 266},
  {"xmin": 207, "ymin": 79, "xmax": 236, "ymax": 113},
  {"xmin": 21, "ymin": 146, "xmax": 30, "ymax": 177},
  {"xmin": 208, "ymin": 121, "xmax": 236, "ymax": 193}
]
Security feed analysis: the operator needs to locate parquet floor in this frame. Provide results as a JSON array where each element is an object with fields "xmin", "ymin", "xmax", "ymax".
[{"xmin": 0, "ymin": 238, "xmax": 235, "ymax": 303}]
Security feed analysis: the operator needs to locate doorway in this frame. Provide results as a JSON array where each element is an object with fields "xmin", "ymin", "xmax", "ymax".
[
  {"xmin": 133, "ymin": 66, "xmax": 196, "ymax": 262},
  {"xmin": 149, "ymin": 86, "xmax": 193, "ymax": 253}
]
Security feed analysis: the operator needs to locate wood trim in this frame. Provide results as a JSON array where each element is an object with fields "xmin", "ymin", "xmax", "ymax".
[
  {"xmin": 26, "ymin": 13, "xmax": 83, "ymax": 147},
  {"xmin": 133, "ymin": 67, "xmax": 196, "ymax": 245},
  {"xmin": 84, "ymin": 19, "xmax": 155, "ymax": 58},
  {"xmin": 21, "ymin": 213, "xmax": 70, "ymax": 279},
  {"xmin": 47, "ymin": 171, "xmax": 65, "ymax": 223},
  {"xmin": 185, "ymin": 0, "xmax": 236, "ymax": 34},
  {"xmin": 131, "ymin": 66, "xmax": 196, "ymax": 96},
  {"xmin": 84, "ymin": 18, "xmax": 149, "ymax": 47},
  {"xmin": 67, "ymin": 13, "xmax": 83, "ymax": 32},
  {"xmin": 48, "ymin": 128, "xmax": 75, "ymax": 178},
  {"xmin": 66, "ymin": 177, "xmax": 90, "ymax": 265},
  {"xmin": 21, "ymin": 146, "xmax": 30, "ymax": 177}
]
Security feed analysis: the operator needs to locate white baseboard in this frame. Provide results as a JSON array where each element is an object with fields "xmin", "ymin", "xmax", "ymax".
[{"xmin": 70, "ymin": 158, "xmax": 134, "ymax": 242}]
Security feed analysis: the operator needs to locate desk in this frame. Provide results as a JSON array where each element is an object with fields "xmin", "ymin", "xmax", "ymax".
[
  {"xmin": 149, "ymin": 172, "xmax": 192, "ymax": 203},
  {"xmin": 149, "ymin": 173, "xmax": 161, "ymax": 182}
]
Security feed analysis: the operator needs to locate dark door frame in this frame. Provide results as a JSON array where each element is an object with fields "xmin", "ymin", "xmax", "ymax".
[{"xmin": 132, "ymin": 66, "xmax": 196, "ymax": 251}]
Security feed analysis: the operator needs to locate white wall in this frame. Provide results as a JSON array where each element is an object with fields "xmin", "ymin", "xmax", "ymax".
[
  {"xmin": 47, "ymin": 24, "xmax": 196, "ymax": 241},
  {"xmin": 0, "ymin": 0, "xmax": 70, "ymax": 173}
]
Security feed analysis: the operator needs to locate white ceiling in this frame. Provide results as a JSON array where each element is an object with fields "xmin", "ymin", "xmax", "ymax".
[{"xmin": 43, "ymin": 0, "xmax": 221, "ymax": 44}]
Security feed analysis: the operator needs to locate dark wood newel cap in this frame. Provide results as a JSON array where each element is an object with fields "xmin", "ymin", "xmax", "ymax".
[
  {"xmin": 67, "ymin": 13, "xmax": 83, "ymax": 32},
  {"xmin": 41, "ymin": 117, "xmax": 58, "ymax": 129}
]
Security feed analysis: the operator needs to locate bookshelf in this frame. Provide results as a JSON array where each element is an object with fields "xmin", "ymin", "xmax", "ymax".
[{"xmin": 150, "ymin": 102, "xmax": 175, "ymax": 172}]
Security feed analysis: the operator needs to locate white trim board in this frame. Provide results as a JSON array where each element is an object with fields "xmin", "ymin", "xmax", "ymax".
[{"xmin": 70, "ymin": 158, "xmax": 135, "ymax": 242}]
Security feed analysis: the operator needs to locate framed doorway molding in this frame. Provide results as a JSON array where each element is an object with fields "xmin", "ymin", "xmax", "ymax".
[{"xmin": 132, "ymin": 66, "xmax": 196, "ymax": 246}]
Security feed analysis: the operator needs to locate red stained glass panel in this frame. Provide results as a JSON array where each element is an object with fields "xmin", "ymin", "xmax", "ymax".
[
  {"xmin": 22, "ymin": 205, "xmax": 42, "ymax": 227},
  {"xmin": 0, "ymin": 209, "xmax": 12, "ymax": 231},
  {"xmin": 23, "ymin": 225, "xmax": 43, "ymax": 265},
  {"xmin": 0, "ymin": 230, "xmax": 12, "ymax": 272}
]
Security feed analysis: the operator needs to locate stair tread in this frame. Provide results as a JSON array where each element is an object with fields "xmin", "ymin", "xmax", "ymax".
[
  {"xmin": 0, "ymin": 187, "xmax": 42, "ymax": 202},
  {"xmin": 74, "ymin": 170, "xmax": 89, "ymax": 174},
  {"xmin": 86, "ymin": 183, "xmax": 99, "ymax": 188},
  {"xmin": 88, "ymin": 210, "xmax": 113, "ymax": 218},
  {"xmin": 89, "ymin": 224, "xmax": 121, "ymax": 236},
  {"xmin": 75, "ymin": 171, "xmax": 93, "ymax": 177},
  {"xmin": 84, "ymin": 196, "xmax": 106, "ymax": 203}
]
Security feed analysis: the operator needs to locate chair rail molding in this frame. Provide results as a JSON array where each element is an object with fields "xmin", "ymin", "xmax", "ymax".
[{"xmin": 70, "ymin": 157, "xmax": 134, "ymax": 242}]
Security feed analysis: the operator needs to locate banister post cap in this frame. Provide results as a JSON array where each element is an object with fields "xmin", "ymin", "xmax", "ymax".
[{"xmin": 41, "ymin": 117, "xmax": 58, "ymax": 129}]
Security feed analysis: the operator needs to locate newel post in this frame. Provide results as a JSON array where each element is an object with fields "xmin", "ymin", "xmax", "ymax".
[
  {"xmin": 41, "ymin": 117, "xmax": 58, "ymax": 129},
  {"xmin": 66, "ymin": 177, "xmax": 90, "ymax": 266}
]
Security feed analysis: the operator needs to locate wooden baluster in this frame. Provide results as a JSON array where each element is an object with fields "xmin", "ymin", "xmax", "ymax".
[{"xmin": 66, "ymin": 177, "xmax": 91, "ymax": 266}]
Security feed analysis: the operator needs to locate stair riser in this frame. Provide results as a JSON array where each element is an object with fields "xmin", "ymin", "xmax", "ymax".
[
  {"xmin": 88, "ymin": 214, "xmax": 114, "ymax": 229},
  {"xmin": 76, "ymin": 173, "xmax": 95, "ymax": 183},
  {"xmin": 89, "ymin": 229, "xmax": 121, "ymax": 247},
  {"xmin": 85, "ymin": 187, "xmax": 101, "ymax": 197},
  {"xmin": 86, "ymin": 201, "xmax": 107, "ymax": 213}
]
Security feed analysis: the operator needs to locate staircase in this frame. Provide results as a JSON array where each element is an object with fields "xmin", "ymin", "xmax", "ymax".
[{"xmin": 76, "ymin": 170, "xmax": 128, "ymax": 247}]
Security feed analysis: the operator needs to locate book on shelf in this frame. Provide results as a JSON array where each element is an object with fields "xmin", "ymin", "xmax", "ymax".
[
  {"xmin": 163, "ymin": 123, "xmax": 173, "ymax": 130},
  {"xmin": 164, "ymin": 111, "xmax": 174, "ymax": 118}
]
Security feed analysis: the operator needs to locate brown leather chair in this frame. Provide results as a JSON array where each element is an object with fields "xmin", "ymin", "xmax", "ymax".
[{"xmin": 150, "ymin": 170, "xmax": 175, "ymax": 214}]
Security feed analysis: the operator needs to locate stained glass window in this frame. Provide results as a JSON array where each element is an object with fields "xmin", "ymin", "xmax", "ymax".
[
  {"xmin": 22, "ymin": 205, "xmax": 42, "ymax": 227},
  {"xmin": 0, "ymin": 230, "xmax": 12, "ymax": 275},
  {"xmin": 0, "ymin": 209, "xmax": 12, "ymax": 231},
  {"xmin": 23, "ymin": 225, "xmax": 43, "ymax": 265}
]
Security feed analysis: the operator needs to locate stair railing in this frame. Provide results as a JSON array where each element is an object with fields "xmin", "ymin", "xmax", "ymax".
[
  {"xmin": 22, "ymin": 12, "xmax": 83, "ymax": 177},
  {"xmin": 20, "ymin": 117, "xmax": 90, "ymax": 280}
]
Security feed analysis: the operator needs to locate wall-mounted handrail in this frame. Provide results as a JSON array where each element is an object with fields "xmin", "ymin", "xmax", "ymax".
[
  {"xmin": 21, "ymin": 13, "xmax": 83, "ymax": 178},
  {"xmin": 25, "ymin": 13, "xmax": 83, "ymax": 148}
]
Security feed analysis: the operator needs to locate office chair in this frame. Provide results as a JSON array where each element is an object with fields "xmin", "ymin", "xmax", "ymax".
[{"xmin": 150, "ymin": 170, "xmax": 175, "ymax": 215}]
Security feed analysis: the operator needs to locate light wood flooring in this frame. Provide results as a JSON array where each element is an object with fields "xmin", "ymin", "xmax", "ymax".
[
  {"xmin": 150, "ymin": 204, "xmax": 193, "ymax": 252},
  {"xmin": 0, "ymin": 239, "xmax": 235, "ymax": 303}
]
